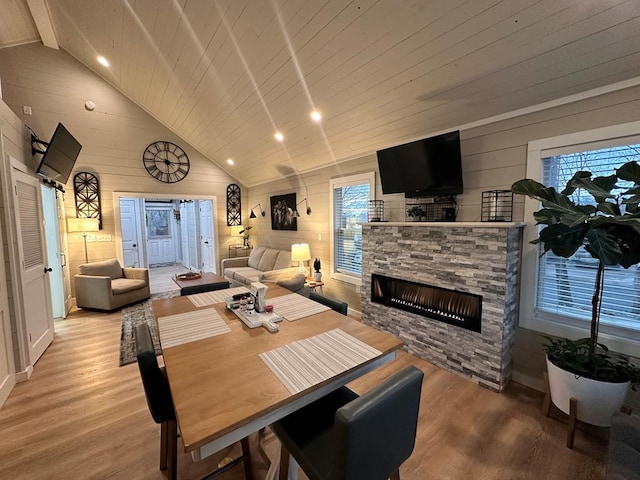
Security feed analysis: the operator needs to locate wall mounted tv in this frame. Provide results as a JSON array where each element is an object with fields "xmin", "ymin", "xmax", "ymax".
[
  {"xmin": 376, "ymin": 130, "xmax": 463, "ymax": 197},
  {"xmin": 35, "ymin": 123, "xmax": 82, "ymax": 184}
]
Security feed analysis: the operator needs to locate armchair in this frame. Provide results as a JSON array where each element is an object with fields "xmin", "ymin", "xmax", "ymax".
[{"xmin": 75, "ymin": 258, "xmax": 150, "ymax": 310}]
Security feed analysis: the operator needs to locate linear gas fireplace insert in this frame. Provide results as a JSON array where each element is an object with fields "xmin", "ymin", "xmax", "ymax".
[{"xmin": 371, "ymin": 274, "xmax": 482, "ymax": 333}]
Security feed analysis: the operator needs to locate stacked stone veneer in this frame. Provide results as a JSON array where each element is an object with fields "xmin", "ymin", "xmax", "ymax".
[{"xmin": 361, "ymin": 224, "xmax": 523, "ymax": 392}]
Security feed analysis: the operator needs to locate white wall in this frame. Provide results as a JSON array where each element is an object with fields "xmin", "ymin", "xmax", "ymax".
[{"xmin": 0, "ymin": 43, "xmax": 247, "ymax": 290}]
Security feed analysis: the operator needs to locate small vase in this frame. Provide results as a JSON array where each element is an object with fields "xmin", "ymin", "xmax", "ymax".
[{"xmin": 313, "ymin": 272, "xmax": 322, "ymax": 281}]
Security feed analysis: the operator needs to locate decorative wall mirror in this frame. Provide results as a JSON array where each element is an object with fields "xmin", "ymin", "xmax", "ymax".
[
  {"xmin": 73, "ymin": 172, "xmax": 102, "ymax": 229},
  {"xmin": 226, "ymin": 183, "xmax": 241, "ymax": 226}
]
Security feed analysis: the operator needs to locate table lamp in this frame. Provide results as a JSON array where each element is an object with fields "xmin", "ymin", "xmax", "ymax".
[
  {"xmin": 291, "ymin": 243, "xmax": 311, "ymax": 276},
  {"xmin": 67, "ymin": 217, "xmax": 100, "ymax": 263}
]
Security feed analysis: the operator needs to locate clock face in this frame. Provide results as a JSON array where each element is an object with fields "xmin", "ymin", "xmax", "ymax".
[{"xmin": 143, "ymin": 141, "xmax": 190, "ymax": 183}]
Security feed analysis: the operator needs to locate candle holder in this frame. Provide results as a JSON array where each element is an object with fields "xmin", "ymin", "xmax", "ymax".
[{"xmin": 481, "ymin": 190, "xmax": 513, "ymax": 222}]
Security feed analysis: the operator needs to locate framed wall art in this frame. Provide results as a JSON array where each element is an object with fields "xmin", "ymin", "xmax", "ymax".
[{"xmin": 270, "ymin": 193, "xmax": 297, "ymax": 231}]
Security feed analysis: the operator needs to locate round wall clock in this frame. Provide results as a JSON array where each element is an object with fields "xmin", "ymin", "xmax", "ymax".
[{"xmin": 143, "ymin": 141, "xmax": 190, "ymax": 183}]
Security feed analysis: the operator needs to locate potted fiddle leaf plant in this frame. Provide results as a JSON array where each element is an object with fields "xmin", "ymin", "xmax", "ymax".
[
  {"xmin": 512, "ymin": 161, "xmax": 640, "ymax": 427},
  {"xmin": 313, "ymin": 258, "xmax": 322, "ymax": 282}
]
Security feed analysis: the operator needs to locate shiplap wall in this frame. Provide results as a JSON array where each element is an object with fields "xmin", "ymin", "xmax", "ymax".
[
  {"xmin": 250, "ymin": 83, "xmax": 640, "ymax": 402},
  {"xmin": 0, "ymin": 43, "xmax": 246, "ymax": 292}
]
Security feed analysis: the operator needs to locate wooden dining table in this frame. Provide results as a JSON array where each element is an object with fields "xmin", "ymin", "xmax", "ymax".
[{"xmin": 152, "ymin": 285, "xmax": 404, "ymax": 469}]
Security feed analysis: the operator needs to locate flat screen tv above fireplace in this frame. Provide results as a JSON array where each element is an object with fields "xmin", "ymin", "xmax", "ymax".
[{"xmin": 376, "ymin": 130, "xmax": 463, "ymax": 197}]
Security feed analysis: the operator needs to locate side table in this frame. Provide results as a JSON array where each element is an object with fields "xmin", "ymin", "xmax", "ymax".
[
  {"xmin": 305, "ymin": 279, "xmax": 324, "ymax": 294},
  {"xmin": 229, "ymin": 245, "xmax": 251, "ymax": 258}
]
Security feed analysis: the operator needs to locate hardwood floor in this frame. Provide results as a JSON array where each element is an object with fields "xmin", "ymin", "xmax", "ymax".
[{"xmin": 0, "ymin": 306, "xmax": 608, "ymax": 479}]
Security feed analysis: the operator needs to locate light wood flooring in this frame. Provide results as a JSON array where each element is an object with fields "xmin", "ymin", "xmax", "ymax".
[
  {"xmin": 0, "ymin": 306, "xmax": 608, "ymax": 480},
  {"xmin": 149, "ymin": 265, "xmax": 188, "ymax": 295}
]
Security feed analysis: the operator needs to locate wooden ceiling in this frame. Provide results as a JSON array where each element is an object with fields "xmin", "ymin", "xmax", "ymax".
[{"xmin": 2, "ymin": 0, "xmax": 640, "ymax": 187}]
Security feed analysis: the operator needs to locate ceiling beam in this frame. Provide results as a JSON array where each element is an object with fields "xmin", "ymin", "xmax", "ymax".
[{"xmin": 25, "ymin": 0, "xmax": 58, "ymax": 49}]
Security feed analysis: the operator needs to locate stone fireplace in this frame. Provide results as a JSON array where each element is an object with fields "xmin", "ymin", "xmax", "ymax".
[{"xmin": 361, "ymin": 223, "xmax": 523, "ymax": 392}]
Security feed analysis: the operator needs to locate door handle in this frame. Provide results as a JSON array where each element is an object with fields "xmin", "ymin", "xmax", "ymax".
[
  {"xmin": 60, "ymin": 252, "xmax": 67, "ymax": 268},
  {"xmin": 44, "ymin": 267, "xmax": 53, "ymax": 273},
  {"xmin": 133, "ymin": 244, "xmax": 137, "ymax": 248},
  {"xmin": 204, "ymin": 241, "xmax": 209, "ymax": 244}
]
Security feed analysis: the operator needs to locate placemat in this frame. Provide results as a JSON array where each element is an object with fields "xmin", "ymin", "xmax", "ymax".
[
  {"xmin": 259, "ymin": 328, "xmax": 382, "ymax": 394},
  {"xmin": 187, "ymin": 286, "xmax": 250, "ymax": 307},
  {"xmin": 268, "ymin": 293, "xmax": 331, "ymax": 321},
  {"xmin": 158, "ymin": 307, "xmax": 231, "ymax": 348}
]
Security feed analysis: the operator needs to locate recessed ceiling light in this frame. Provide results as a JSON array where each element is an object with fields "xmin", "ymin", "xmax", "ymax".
[
  {"xmin": 97, "ymin": 56, "xmax": 110, "ymax": 67},
  {"xmin": 310, "ymin": 110, "xmax": 322, "ymax": 122},
  {"xmin": 274, "ymin": 132, "xmax": 284, "ymax": 142},
  {"xmin": 227, "ymin": 158, "xmax": 234, "ymax": 165}
]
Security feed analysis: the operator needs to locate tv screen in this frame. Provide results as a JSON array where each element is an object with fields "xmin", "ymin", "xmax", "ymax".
[
  {"xmin": 376, "ymin": 131, "xmax": 463, "ymax": 197},
  {"xmin": 36, "ymin": 123, "xmax": 82, "ymax": 184}
]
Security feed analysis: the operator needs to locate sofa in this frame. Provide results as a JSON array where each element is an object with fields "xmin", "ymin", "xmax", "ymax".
[
  {"xmin": 75, "ymin": 258, "xmax": 150, "ymax": 311},
  {"xmin": 607, "ymin": 412, "xmax": 640, "ymax": 480},
  {"xmin": 221, "ymin": 246, "xmax": 300, "ymax": 286}
]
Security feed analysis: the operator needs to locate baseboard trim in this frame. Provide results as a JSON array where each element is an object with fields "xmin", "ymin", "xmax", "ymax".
[{"xmin": 15, "ymin": 365, "xmax": 33, "ymax": 383}]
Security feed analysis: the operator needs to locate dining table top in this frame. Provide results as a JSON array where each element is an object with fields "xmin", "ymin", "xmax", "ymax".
[{"xmin": 152, "ymin": 284, "xmax": 404, "ymax": 455}]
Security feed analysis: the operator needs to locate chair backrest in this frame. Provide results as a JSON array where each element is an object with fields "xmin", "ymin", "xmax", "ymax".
[
  {"xmin": 309, "ymin": 292, "xmax": 348, "ymax": 315},
  {"xmin": 135, "ymin": 323, "xmax": 175, "ymax": 424},
  {"xmin": 333, "ymin": 366, "xmax": 424, "ymax": 480}
]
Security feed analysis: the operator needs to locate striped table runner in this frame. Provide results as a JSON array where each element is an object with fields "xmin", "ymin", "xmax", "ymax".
[
  {"xmin": 187, "ymin": 286, "xmax": 250, "ymax": 307},
  {"xmin": 268, "ymin": 293, "xmax": 330, "ymax": 321},
  {"xmin": 158, "ymin": 307, "xmax": 231, "ymax": 348},
  {"xmin": 259, "ymin": 328, "xmax": 382, "ymax": 394}
]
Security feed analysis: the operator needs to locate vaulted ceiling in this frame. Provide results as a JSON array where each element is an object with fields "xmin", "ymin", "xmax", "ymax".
[{"xmin": 1, "ymin": 0, "xmax": 640, "ymax": 187}]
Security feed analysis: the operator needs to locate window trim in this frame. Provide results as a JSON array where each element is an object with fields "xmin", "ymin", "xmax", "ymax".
[
  {"xmin": 520, "ymin": 120, "xmax": 640, "ymax": 357},
  {"xmin": 329, "ymin": 172, "xmax": 375, "ymax": 286}
]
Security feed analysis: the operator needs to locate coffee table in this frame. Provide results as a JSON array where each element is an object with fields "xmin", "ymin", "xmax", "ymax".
[{"xmin": 173, "ymin": 272, "xmax": 230, "ymax": 296}]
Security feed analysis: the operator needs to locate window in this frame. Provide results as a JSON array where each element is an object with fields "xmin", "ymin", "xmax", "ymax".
[
  {"xmin": 329, "ymin": 172, "xmax": 375, "ymax": 285},
  {"xmin": 521, "ymin": 123, "xmax": 640, "ymax": 357}
]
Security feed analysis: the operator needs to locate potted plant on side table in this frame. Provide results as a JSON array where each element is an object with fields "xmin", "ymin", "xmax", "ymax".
[
  {"xmin": 406, "ymin": 205, "xmax": 424, "ymax": 221},
  {"xmin": 313, "ymin": 258, "xmax": 322, "ymax": 282},
  {"xmin": 512, "ymin": 161, "xmax": 640, "ymax": 438}
]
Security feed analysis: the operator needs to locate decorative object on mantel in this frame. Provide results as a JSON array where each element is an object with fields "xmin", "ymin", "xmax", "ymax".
[
  {"xmin": 271, "ymin": 193, "xmax": 297, "ymax": 231},
  {"xmin": 313, "ymin": 258, "xmax": 322, "ymax": 281},
  {"xmin": 405, "ymin": 195, "xmax": 457, "ymax": 222},
  {"xmin": 293, "ymin": 197, "xmax": 312, "ymax": 217},
  {"xmin": 73, "ymin": 172, "xmax": 102, "ymax": 229},
  {"xmin": 406, "ymin": 205, "xmax": 424, "ymax": 221},
  {"xmin": 226, "ymin": 183, "xmax": 241, "ymax": 226},
  {"xmin": 368, "ymin": 200, "xmax": 384, "ymax": 222},
  {"xmin": 512, "ymin": 161, "xmax": 640, "ymax": 446},
  {"xmin": 481, "ymin": 190, "xmax": 513, "ymax": 222}
]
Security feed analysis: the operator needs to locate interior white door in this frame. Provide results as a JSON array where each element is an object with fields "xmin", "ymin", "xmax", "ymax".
[
  {"xmin": 199, "ymin": 200, "xmax": 216, "ymax": 273},
  {"xmin": 146, "ymin": 205, "xmax": 176, "ymax": 265},
  {"xmin": 12, "ymin": 167, "xmax": 54, "ymax": 365},
  {"xmin": 180, "ymin": 202, "xmax": 190, "ymax": 268},
  {"xmin": 186, "ymin": 202, "xmax": 199, "ymax": 271},
  {"xmin": 120, "ymin": 198, "xmax": 144, "ymax": 267},
  {"xmin": 41, "ymin": 185, "xmax": 65, "ymax": 319}
]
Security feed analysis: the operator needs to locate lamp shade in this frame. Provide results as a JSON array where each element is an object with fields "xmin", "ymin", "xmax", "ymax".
[
  {"xmin": 291, "ymin": 243, "xmax": 311, "ymax": 261},
  {"xmin": 67, "ymin": 217, "xmax": 100, "ymax": 233}
]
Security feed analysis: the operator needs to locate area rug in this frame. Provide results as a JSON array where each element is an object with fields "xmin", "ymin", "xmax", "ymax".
[{"xmin": 119, "ymin": 290, "xmax": 180, "ymax": 367}]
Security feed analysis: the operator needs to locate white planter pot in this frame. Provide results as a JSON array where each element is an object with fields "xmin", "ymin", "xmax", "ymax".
[
  {"xmin": 312, "ymin": 272, "xmax": 322, "ymax": 282},
  {"xmin": 546, "ymin": 357, "xmax": 630, "ymax": 427}
]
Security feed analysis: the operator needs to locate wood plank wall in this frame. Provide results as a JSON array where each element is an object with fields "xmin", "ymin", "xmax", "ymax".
[{"xmin": 0, "ymin": 43, "xmax": 246, "ymax": 292}]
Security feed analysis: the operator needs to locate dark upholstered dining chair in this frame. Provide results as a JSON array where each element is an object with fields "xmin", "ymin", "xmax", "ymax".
[
  {"xmin": 272, "ymin": 366, "xmax": 424, "ymax": 480},
  {"xmin": 135, "ymin": 323, "xmax": 254, "ymax": 480},
  {"xmin": 309, "ymin": 292, "xmax": 348, "ymax": 315}
]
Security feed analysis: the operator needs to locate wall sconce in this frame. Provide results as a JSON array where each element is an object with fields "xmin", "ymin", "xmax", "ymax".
[
  {"xmin": 293, "ymin": 197, "xmax": 312, "ymax": 217},
  {"xmin": 173, "ymin": 209, "xmax": 181, "ymax": 221},
  {"xmin": 249, "ymin": 203, "xmax": 265, "ymax": 218},
  {"xmin": 67, "ymin": 217, "xmax": 100, "ymax": 263}
]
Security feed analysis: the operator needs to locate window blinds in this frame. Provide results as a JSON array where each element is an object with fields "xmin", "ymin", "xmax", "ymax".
[
  {"xmin": 537, "ymin": 143, "xmax": 640, "ymax": 330},
  {"xmin": 333, "ymin": 183, "xmax": 369, "ymax": 276}
]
